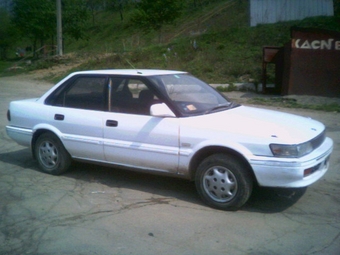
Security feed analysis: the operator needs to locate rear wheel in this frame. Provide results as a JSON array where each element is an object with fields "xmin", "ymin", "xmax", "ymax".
[
  {"xmin": 195, "ymin": 154, "xmax": 253, "ymax": 210},
  {"xmin": 35, "ymin": 132, "xmax": 71, "ymax": 175}
]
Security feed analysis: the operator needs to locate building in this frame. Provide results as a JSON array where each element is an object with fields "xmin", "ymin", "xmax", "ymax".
[{"xmin": 250, "ymin": 0, "xmax": 334, "ymax": 27}]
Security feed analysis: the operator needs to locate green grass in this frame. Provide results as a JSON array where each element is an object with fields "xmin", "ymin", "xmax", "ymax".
[
  {"xmin": 1, "ymin": 0, "xmax": 340, "ymax": 86},
  {"xmin": 0, "ymin": 61, "xmax": 12, "ymax": 73},
  {"xmin": 0, "ymin": 59, "xmax": 28, "ymax": 76},
  {"xmin": 57, "ymin": 0, "xmax": 339, "ymax": 84}
]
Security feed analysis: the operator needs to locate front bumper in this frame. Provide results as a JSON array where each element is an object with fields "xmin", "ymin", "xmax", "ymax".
[{"xmin": 250, "ymin": 137, "xmax": 333, "ymax": 188}]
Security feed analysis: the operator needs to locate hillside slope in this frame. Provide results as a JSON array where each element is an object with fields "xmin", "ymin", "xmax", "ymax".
[{"xmin": 13, "ymin": 0, "xmax": 340, "ymax": 84}]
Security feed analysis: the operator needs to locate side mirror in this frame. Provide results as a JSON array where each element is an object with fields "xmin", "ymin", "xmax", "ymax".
[{"xmin": 150, "ymin": 103, "xmax": 176, "ymax": 117}]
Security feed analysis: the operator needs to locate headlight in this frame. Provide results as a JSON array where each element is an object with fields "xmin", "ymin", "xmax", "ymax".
[{"xmin": 270, "ymin": 142, "xmax": 313, "ymax": 158}]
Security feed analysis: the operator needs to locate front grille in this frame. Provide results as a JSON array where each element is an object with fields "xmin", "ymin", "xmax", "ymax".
[{"xmin": 311, "ymin": 131, "xmax": 325, "ymax": 149}]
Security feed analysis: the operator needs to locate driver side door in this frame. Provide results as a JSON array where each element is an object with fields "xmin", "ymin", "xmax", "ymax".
[{"xmin": 103, "ymin": 77, "xmax": 180, "ymax": 173}]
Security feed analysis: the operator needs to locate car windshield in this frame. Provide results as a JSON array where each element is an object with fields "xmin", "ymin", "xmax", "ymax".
[{"xmin": 150, "ymin": 73, "xmax": 234, "ymax": 115}]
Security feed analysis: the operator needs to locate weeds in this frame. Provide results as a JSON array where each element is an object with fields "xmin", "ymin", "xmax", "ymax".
[
  {"xmin": 249, "ymin": 97, "xmax": 340, "ymax": 112},
  {"xmin": 216, "ymin": 84, "xmax": 237, "ymax": 92},
  {"xmin": 1, "ymin": 0, "xmax": 339, "ymax": 106}
]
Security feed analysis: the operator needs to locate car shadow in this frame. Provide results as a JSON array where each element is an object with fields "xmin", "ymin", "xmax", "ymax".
[
  {"xmin": 243, "ymin": 185, "xmax": 307, "ymax": 213},
  {"xmin": 0, "ymin": 147, "xmax": 36, "ymax": 168},
  {"xmin": 0, "ymin": 149, "xmax": 307, "ymax": 213},
  {"xmin": 65, "ymin": 161, "xmax": 203, "ymax": 207}
]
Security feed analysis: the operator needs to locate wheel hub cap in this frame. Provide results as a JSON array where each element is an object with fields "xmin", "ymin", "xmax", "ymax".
[
  {"xmin": 39, "ymin": 141, "xmax": 59, "ymax": 169},
  {"xmin": 203, "ymin": 166, "xmax": 238, "ymax": 202}
]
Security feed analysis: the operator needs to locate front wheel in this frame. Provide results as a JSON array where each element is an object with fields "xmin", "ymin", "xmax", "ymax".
[
  {"xmin": 195, "ymin": 154, "xmax": 253, "ymax": 210},
  {"xmin": 35, "ymin": 132, "xmax": 71, "ymax": 175}
]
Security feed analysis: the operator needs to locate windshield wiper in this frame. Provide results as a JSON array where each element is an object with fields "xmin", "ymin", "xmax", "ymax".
[{"xmin": 205, "ymin": 102, "xmax": 239, "ymax": 114}]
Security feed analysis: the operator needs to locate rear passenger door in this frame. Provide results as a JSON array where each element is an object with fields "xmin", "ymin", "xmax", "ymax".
[
  {"xmin": 103, "ymin": 77, "xmax": 180, "ymax": 173},
  {"xmin": 46, "ymin": 75, "xmax": 108, "ymax": 161}
]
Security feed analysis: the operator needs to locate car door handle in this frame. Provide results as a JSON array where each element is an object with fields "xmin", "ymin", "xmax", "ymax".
[
  {"xmin": 106, "ymin": 120, "xmax": 118, "ymax": 127},
  {"xmin": 54, "ymin": 114, "xmax": 64, "ymax": 121}
]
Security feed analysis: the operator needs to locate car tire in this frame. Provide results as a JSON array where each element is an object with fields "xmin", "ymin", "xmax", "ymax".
[
  {"xmin": 195, "ymin": 153, "xmax": 253, "ymax": 210},
  {"xmin": 35, "ymin": 132, "xmax": 71, "ymax": 175}
]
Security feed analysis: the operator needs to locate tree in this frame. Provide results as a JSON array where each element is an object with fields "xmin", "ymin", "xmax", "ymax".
[
  {"xmin": 12, "ymin": 0, "xmax": 55, "ymax": 55},
  {"xmin": 12, "ymin": 0, "xmax": 90, "ymax": 56},
  {"xmin": 0, "ymin": 8, "xmax": 18, "ymax": 59},
  {"xmin": 131, "ymin": 0, "xmax": 183, "ymax": 41},
  {"xmin": 106, "ymin": 0, "xmax": 133, "ymax": 22},
  {"xmin": 86, "ymin": 0, "xmax": 104, "ymax": 25},
  {"xmin": 63, "ymin": 0, "xmax": 90, "ymax": 40},
  {"xmin": 335, "ymin": 0, "xmax": 340, "ymax": 16}
]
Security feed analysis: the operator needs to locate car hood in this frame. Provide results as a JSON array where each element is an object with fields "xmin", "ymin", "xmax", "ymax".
[{"xmin": 181, "ymin": 105, "xmax": 324, "ymax": 144}]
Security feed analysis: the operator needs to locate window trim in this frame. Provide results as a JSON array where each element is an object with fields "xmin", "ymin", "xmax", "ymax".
[{"xmin": 45, "ymin": 74, "xmax": 110, "ymax": 112}]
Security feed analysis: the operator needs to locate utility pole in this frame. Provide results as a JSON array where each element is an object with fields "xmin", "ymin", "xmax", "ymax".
[{"xmin": 56, "ymin": 0, "xmax": 63, "ymax": 56}]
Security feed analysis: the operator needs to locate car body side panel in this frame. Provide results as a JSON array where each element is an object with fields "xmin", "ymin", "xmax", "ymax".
[
  {"xmin": 40, "ymin": 106, "xmax": 105, "ymax": 161},
  {"xmin": 7, "ymin": 100, "xmax": 105, "ymax": 161},
  {"xmin": 178, "ymin": 137, "xmax": 254, "ymax": 176},
  {"xmin": 7, "ymin": 99, "xmax": 42, "ymax": 147},
  {"xmin": 103, "ymin": 112, "xmax": 180, "ymax": 173}
]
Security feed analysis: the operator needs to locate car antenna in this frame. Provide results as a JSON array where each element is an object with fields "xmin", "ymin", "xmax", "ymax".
[{"xmin": 119, "ymin": 53, "xmax": 141, "ymax": 74}]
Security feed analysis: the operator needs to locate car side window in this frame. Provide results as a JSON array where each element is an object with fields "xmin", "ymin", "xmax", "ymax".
[
  {"xmin": 110, "ymin": 78, "xmax": 159, "ymax": 115},
  {"xmin": 49, "ymin": 76, "xmax": 108, "ymax": 111}
]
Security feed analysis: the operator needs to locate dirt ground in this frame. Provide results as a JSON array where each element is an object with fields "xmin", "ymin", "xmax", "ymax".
[{"xmin": 0, "ymin": 71, "xmax": 339, "ymax": 255}]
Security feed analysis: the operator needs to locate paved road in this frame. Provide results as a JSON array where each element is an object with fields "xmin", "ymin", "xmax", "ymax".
[{"xmin": 1, "ymin": 75, "xmax": 339, "ymax": 255}]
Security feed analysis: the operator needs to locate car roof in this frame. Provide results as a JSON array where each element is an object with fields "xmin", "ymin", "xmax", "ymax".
[{"xmin": 71, "ymin": 69, "xmax": 187, "ymax": 76}]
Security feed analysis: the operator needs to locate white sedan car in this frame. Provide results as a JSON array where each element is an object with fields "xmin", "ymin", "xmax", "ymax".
[{"xmin": 6, "ymin": 69, "xmax": 333, "ymax": 210}]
